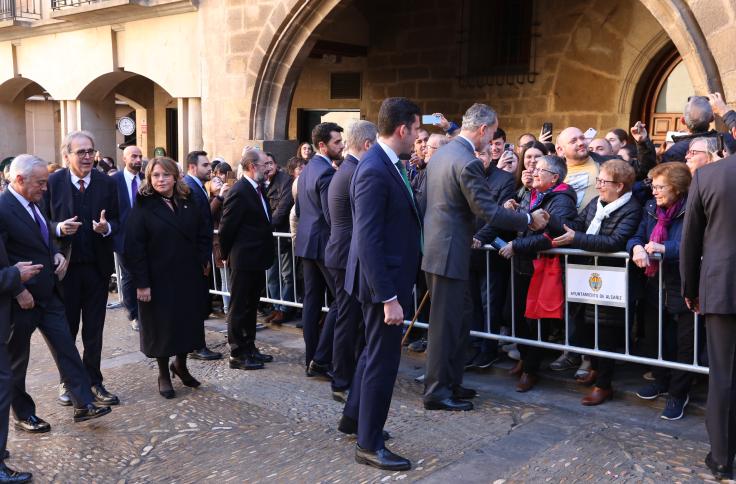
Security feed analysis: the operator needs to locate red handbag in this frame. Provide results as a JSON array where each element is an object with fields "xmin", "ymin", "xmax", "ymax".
[{"xmin": 524, "ymin": 255, "xmax": 564, "ymax": 319}]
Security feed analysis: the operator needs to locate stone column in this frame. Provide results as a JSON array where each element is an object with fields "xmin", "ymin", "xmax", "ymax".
[{"xmin": 176, "ymin": 97, "xmax": 188, "ymax": 164}]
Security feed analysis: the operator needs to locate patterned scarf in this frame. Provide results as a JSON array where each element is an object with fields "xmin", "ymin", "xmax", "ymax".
[{"xmin": 645, "ymin": 197, "xmax": 685, "ymax": 277}]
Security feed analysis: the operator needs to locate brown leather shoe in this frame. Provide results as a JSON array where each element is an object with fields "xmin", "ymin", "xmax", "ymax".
[
  {"xmin": 269, "ymin": 310, "xmax": 285, "ymax": 325},
  {"xmin": 508, "ymin": 360, "xmax": 523, "ymax": 377},
  {"xmin": 516, "ymin": 372, "xmax": 538, "ymax": 393},
  {"xmin": 581, "ymin": 386, "xmax": 612, "ymax": 406},
  {"xmin": 575, "ymin": 369, "xmax": 598, "ymax": 386},
  {"xmin": 264, "ymin": 311, "xmax": 278, "ymax": 323}
]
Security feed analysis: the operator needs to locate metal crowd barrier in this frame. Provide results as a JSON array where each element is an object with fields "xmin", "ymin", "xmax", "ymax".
[{"xmin": 209, "ymin": 232, "xmax": 709, "ymax": 376}]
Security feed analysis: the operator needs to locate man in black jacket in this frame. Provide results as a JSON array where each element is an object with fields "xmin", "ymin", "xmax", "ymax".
[
  {"xmin": 264, "ymin": 153, "xmax": 295, "ymax": 324},
  {"xmin": 45, "ymin": 131, "xmax": 121, "ymax": 407},
  {"xmin": 219, "ymin": 149, "xmax": 275, "ymax": 370}
]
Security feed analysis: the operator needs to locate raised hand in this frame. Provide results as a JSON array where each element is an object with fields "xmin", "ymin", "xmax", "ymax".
[
  {"xmin": 92, "ymin": 209, "xmax": 109, "ymax": 234},
  {"xmin": 708, "ymin": 92, "xmax": 729, "ymax": 117},
  {"xmin": 630, "ymin": 121, "xmax": 648, "ymax": 143},
  {"xmin": 59, "ymin": 216, "xmax": 82, "ymax": 236},
  {"xmin": 14, "ymin": 261, "xmax": 43, "ymax": 282}
]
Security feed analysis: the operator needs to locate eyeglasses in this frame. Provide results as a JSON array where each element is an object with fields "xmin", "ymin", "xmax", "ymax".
[
  {"xmin": 686, "ymin": 149, "xmax": 707, "ymax": 157},
  {"xmin": 73, "ymin": 149, "xmax": 95, "ymax": 158},
  {"xmin": 595, "ymin": 177, "xmax": 617, "ymax": 186},
  {"xmin": 650, "ymin": 184, "xmax": 670, "ymax": 192},
  {"xmin": 532, "ymin": 167, "xmax": 556, "ymax": 176}
]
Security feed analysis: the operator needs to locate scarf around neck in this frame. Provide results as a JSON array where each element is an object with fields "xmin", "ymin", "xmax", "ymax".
[
  {"xmin": 585, "ymin": 192, "xmax": 632, "ymax": 235},
  {"xmin": 645, "ymin": 196, "xmax": 685, "ymax": 277}
]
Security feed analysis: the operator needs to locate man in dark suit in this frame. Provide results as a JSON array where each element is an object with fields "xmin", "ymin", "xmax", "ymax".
[
  {"xmin": 681, "ymin": 153, "xmax": 736, "ymax": 481},
  {"xmin": 422, "ymin": 103, "xmax": 549, "ymax": 411},
  {"xmin": 45, "ymin": 131, "xmax": 121, "ymax": 407},
  {"xmin": 325, "ymin": 120, "xmax": 377, "ymax": 403},
  {"xmin": 183, "ymin": 150, "xmax": 222, "ymax": 361},
  {"xmin": 112, "ymin": 145, "xmax": 144, "ymax": 332},
  {"xmin": 295, "ymin": 122, "xmax": 343, "ymax": 377},
  {"xmin": 339, "ymin": 98, "xmax": 422, "ymax": 471},
  {"xmin": 0, "ymin": 238, "xmax": 40, "ymax": 483},
  {"xmin": 219, "ymin": 149, "xmax": 275, "ymax": 370},
  {"xmin": 0, "ymin": 154, "xmax": 111, "ymax": 435}
]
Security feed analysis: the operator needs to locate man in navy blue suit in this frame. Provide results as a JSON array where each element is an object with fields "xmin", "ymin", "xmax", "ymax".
[
  {"xmin": 184, "ymin": 150, "xmax": 222, "ymax": 361},
  {"xmin": 339, "ymin": 98, "xmax": 422, "ymax": 471},
  {"xmin": 295, "ymin": 122, "xmax": 343, "ymax": 377},
  {"xmin": 112, "ymin": 146, "xmax": 144, "ymax": 332},
  {"xmin": 325, "ymin": 120, "xmax": 377, "ymax": 403}
]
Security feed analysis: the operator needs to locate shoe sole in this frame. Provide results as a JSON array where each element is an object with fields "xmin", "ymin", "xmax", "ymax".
[
  {"xmin": 355, "ymin": 455, "xmax": 411, "ymax": 471},
  {"xmin": 14, "ymin": 424, "xmax": 51, "ymax": 433},
  {"xmin": 332, "ymin": 394, "xmax": 347, "ymax": 404},
  {"xmin": 660, "ymin": 396, "xmax": 689, "ymax": 420},
  {"xmin": 189, "ymin": 355, "xmax": 223, "ymax": 361},
  {"xmin": 636, "ymin": 392, "xmax": 665, "ymax": 400},
  {"xmin": 475, "ymin": 358, "xmax": 500, "ymax": 369},
  {"xmin": 57, "ymin": 399, "xmax": 73, "ymax": 407},
  {"xmin": 94, "ymin": 398, "xmax": 120, "ymax": 406},
  {"xmin": 73, "ymin": 407, "xmax": 112, "ymax": 423},
  {"xmin": 423, "ymin": 403, "xmax": 473, "ymax": 411},
  {"xmin": 229, "ymin": 364, "xmax": 264, "ymax": 370}
]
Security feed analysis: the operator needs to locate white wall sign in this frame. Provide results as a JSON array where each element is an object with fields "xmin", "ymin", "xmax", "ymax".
[{"xmin": 566, "ymin": 263, "xmax": 627, "ymax": 308}]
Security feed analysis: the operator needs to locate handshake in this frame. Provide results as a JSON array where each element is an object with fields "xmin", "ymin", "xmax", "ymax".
[{"xmin": 504, "ymin": 199, "xmax": 549, "ymax": 231}]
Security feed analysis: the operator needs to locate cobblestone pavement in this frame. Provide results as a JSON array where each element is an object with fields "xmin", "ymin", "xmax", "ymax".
[{"xmin": 4, "ymin": 300, "xmax": 729, "ymax": 483}]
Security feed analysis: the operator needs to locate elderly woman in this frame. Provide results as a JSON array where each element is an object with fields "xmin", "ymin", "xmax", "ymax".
[
  {"xmin": 125, "ymin": 157, "xmax": 210, "ymax": 399},
  {"xmin": 627, "ymin": 162, "xmax": 694, "ymax": 420},
  {"xmin": 552, "ymin": 159, "xmax": 642, "ymax": 405},
  {"xmin": 685, "ymin": 137, "xmax": 719, "ymax": 175},
  {"xmin": 499, "ymin": 155, "xmax": 577, "ymax": 392}
]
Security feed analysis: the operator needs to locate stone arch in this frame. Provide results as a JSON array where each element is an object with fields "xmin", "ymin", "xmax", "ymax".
[{"xmin": 248, "ymin": 0, "xmax": 723, "ymax": 141}]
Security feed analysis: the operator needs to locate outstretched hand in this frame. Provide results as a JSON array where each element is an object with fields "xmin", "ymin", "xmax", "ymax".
[
  {"xmin": 92, "ymin": 209, "xmax": 109, "ymax": 234},
  {"xmin": 551, "ymin": 224, "xmax": 575, "ymax": 247},
  {"xmin": 529, "ymin": 209, "xmax": 550, "ymax": 231}
]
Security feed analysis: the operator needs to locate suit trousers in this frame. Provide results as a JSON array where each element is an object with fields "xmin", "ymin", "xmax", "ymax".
[
  {"xmin": 343, "ymin": 300, "xmax": 403, "ymax": 451},
  {"xmin": 0, "ymin": 315, "xmax": 11, "ymax": 463},
  {"xmin": 424, "ymin": 273, "xmax": 472, "ymax": 403},
  {"xmin": 61, "ymin": 262, "xmax": 108, "ymax": 386},
  {"xmin": 705, "ymin": 314, "xmax": 736, "ymax": 468},
  {"xmin": 115, "ymin": 252, "xmax": 138, "ymax": 322},
  {"xmin": 227, "ymin": 267, "xmax": 265, "ymax": 359},
  {"xmin": 9, "ymin": 295, "xmax": 94, "ymax": 418},
  {"xmin": 328, "ymin": 267, "xmax": 364, "ymax": 391},
  {"xmin": 300, "ymin": 259, "xmax": 336, "ymax": 367},
  {"xmin": 651, "ymin": 310, "xmax": 695, "ymax": 399}
]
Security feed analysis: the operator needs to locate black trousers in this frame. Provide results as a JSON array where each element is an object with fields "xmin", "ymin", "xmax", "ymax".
[
  {"xmin": 328, "ymin": 267, "xmax": 364, "ymax": 392},
  {"xmin": 61, "ymin": 262, "xmax": 108, "ymax": 386},
  {"xmin": 301, "ymin": 259, "xmax": 336, "ymax": 367},
  {"xmin": 651, "ymin": 310, "xmax": 695, "ymax": 399},
  {"xmin": 575, "ymin": 322, "xmax": 625, "ymax": 390},
  {"xmin": 115, "ymin": 252, "xmax": 138, "ymax": 322},
  {"xmin": 227, "ymin": 267, "xmax": 264, "ymax": 359},
  {"xmin": 343, "ymin": 299, "xmax": 403, "ymax": 451},
  {"xmin": 0, "ymin": 311, "xmax": 11, "ymax": 463},
  {"xmin": 705, "ymin": 314, "xmax": 736, "ymax": 468},
  {"xmin": 424, "ymin": 273, "xmax": 471, "ymax": 403},
  {"xmin": 9, "ymin": 295, "xmax": 94, "ymax": 418}
]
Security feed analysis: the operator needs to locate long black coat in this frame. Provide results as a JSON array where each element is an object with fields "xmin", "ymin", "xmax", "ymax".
[{"xmin": 124, "ymin": 194, "xmax": 209, "ymax": 357}]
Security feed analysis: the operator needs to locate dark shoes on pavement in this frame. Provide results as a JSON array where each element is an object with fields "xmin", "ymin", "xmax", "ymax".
[
  {"xmin": 189, "ymin": 347, "xmax": 223, "ymax": 360},
  {"xmin": 575, "ymin": 369, "xmax": 598, "ymax": 386},
  {"xmin": 92, "ymin": 384, "xmax": 120, "ymax": 405},
  {"xmin": 424, "ymin": 397, "xmax": 473, "ymax": 411},
  {"xmin": 705, "ymin": 452, "xmax": 733, "ymax": 481},
  {"xmin": 581, "ymin": 386, "xmax": 612, "ymax": 406},
  {"xmin": 337, "ymin": 415, "xmax": 391, "ymax": 441},
  {"xmin": 169, "ymin": 363, "xmax": 201, "ymax": 388},
  {"xmin": 73, "ymin": 403, "xmax": 112, "ymax": 423},
  {"xmin": 407, "ymin": 338, "xmax": 427, "ymax": 353},
  {"xmin": 516, "ymin": 373, "xmax": 538, "ymax": 393},
  {"xmin": 229, "ymin": 356, "xmax": 264, "ymax": 370},
  {"xmin": 251, "ymin": 349, "xmax": 274, "ymax": 363},
  {"xmin": 466, "ymin": 351, "xmax": 499, "ymax": 370},
  {"xmin": 57, "ymin": 383, "xmax": 72, "ymax": 407},
  {"xmin": 452, "ymin": 385, "xmax": 477, "ymax": 399},
  {"xmin": 332, "ymin": 389, "xmax": 348, "ymax": 404},
  {"xmin": 306, "ymin": 360, "xmax": 332, "ymax": 380},
  {"xmin": 661, "ymin": 395, "xmax": 689, "ymax": 420},
  {"xmin": 0, "ymin": 462, "xmax": 32, "ymax": 484},
  {"xmin": 130, "ymin": 319, "xmax": 140, "ymax": 332},
  {"xmin": 635, "ymin": 382, "xmax": 667, "ymax": 400},
  {"xmin": 549, "ymin": 353, "xmax": 581, "ymax": 371},
  {"xmin": 355, "ymin": 445, "xmax": 410, "ymax": 471},
  {"xmin": 14, "ymin": 416, "xmax": 50, "ymax": 434},
  {"xmin": 158, "ymin": 376, "xmax": 175, "ymax": 399}
]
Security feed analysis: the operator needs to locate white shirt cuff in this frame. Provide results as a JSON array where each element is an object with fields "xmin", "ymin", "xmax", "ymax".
[{"xmin": 382, "ymin": 296, "xmax": 398, "ymax": 303}]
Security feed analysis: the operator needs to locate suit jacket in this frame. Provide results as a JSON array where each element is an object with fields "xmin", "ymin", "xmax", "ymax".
[
  {"xmin": 345, "ymin": 144, "xmax": 421, "ymax": 304},
  {"xmin": 0, "ymin": 189, "xmax": 60, "ymax": 307},
  {"xmin": 265, "ymin": 168, "xmax": 294, "ymax": 234},
  {"xmin": 112, "ymin": 169, "xmax": 143, "ymax": 253},
  {"xmin": 0, "ymin": 237, "xmax": 22, "ymax": 340},
  {"xmin": 219, "ymin": 176, "xmax": 274, "ymax": 271},
  {"xmin": 325, "ymin": 154, "xmax": 359, "ymax": 270},
  {"xmin": 44, "ymin": 168, "xmax": 119, "ymax": 277},
  {"xmin": 295, "ymin": 154, "xmax": 335, "ymax": 260},
  {"xmin": 422, "ymin": 137, "xmax": 529, "ymax": 280},
  {"xmin": 680, "ymin": 156, "xmax": 736, "ymax": 314},
  {"xmin": 184, "ymin": 174, "xmax": 214, "ymax": 253}
]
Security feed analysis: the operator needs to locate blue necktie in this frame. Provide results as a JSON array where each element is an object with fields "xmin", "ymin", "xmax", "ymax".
[{"xmin": 29, "ymin": 203, "xmax": 49, "ymax": 247}]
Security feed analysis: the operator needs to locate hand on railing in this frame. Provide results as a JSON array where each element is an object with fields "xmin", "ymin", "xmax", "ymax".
[
  {"xmin": 632, "ymin": 245, "xmax": 650, "ymax": 268},
  {"xmin": 498, "ymin": 242, "xmax": 514, "ymax": 259},
  {"xmin": 685, "ymin": 297, "xmax": 700, "ymax": 314},
  {"xmin": 471, "ymin": 238, "xmax": 482, "ymax": 249},
  {"xmin": 644, "ymin": 241, "xmax": 665, "ymax": 255}
]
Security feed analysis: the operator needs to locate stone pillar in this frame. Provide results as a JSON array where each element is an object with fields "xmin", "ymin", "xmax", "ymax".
[
  {"xmin": 187, "ymin": 97, "xmax": 202, "ymax": 152},
  {"xmin": 78, "ymin": 94, "xmax": 117, "ymax": 160},
  {"xmin": 176, "ymin": 97, "xmax": 188, "ymax": 164},
  {"xmin": 0, "ymin": 96, "xmax": 27, "ymax": 160}
]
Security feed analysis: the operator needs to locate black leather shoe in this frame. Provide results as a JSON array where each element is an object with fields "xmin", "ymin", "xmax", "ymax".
[
  {"xmin": 0, "ymin": 462, "xmax": 32, "ymax": 483},
  {"xmin": 452, "ymin": 385, "xmax": 478, "ymax": 399},
  {"xmin": 189, "ymin": 347, "xmax": 223, "ymax": 360},
  {"xmin": 705, "ymin": 452, "xmax": 733, "ymax": 481},
  {"xmin": 73, "ymin": 403, "xmax": 112, "ymax": 423},
  {"xmin": 57, "ymin": 383, "xmax": 72, "ymax": 407},
  {"xmin": 337, "ymin": 415, "xmax": 391, "ymax": 441},
  {"xmin": 158, "ymin": 377, "xmax": 175, "ymax": 399},
  {"xmin": 251, "ymin": 349, "xmax": 274, "ymax": 363},
  {"xmin": 332, "ymin": 389, "xmax": 348, "ymax": 404},
  {"xmin": 169, "ymin": 363, "xmax": 201, "ymax": 388},
  {"xmin": 306, "ymin": 361, "xmax": 332, "ymax": 380},
  {"xmin": 229, "ymin": 356, "xmax": 264, "ymax": 370},
  {"xmin": 91, "ymin": 384, "xmax": 120, "ymax": 405},
  {"xmin": 424, "ymin": 397, "xmax": 473, "ymax": 411},
  {"xmin": 14, "ymin": 416, "xmax": 50, "ymax": 433},
  {"xmin": 355, "ymin": 445, "xmax": 411, "ymax": 471}
]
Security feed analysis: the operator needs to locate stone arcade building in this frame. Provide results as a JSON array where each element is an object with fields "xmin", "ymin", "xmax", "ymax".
[{"xmin": 0, "ymin": 0, "xmax": 732, "ymax": 166}]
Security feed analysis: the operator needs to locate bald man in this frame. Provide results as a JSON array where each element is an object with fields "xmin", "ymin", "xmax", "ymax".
[
  {"xmin": 588, "ymin": 138, "xmax": 613, "ymax": 156},
  {"xmin": 112, "ymin": 146, "xmax": 144, "ymax": 332},
  {"xmin": 556, "ymin": 127, "xmax": 600, "ymax": 212}
]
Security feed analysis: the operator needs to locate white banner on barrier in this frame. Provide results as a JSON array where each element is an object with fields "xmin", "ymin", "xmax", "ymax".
[{"xmin": 566, "ymin": 263, "xmax": 627, "ymax": 308}]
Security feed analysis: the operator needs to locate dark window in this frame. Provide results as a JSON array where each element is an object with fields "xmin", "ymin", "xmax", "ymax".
[
  {"xmin": 330, "ymin": 72, "xmax": 362, "ymax": 100},
  {"xmin": 460, "ymin": 0, "xmax": 536, "ymax": 82}
]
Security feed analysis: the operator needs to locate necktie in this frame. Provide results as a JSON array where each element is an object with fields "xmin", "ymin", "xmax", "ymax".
[
  {"xmin": 394, "ymin": 161, "xmax": 413, "ymax": 196},
  {"xmin": 131, "ymin": 177, "xmax": 138, "ymax": 207},
  {"xmin": 29, "ymin": 203, "xmax": 49, "ymax": 247},
  {"xmin": 394, "ymin": 161, "xmax": 423, "ymax": 253},
  {"xmin": 78, "ymin": 179, "xmax": 85, "ymax": 193},
  {"xmin": 256, "ymin": 185, "xmax": 269, "ymax": 220}
]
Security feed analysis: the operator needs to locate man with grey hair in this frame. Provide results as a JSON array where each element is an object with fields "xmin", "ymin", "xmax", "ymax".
[
  {"xmin": 325, "ymin": 120, "xmax": 377, "ymax": 403},
  {"xmin": 663, "ymin": 95, "xmax": 718, "ymax": 163},
  {"xmin": 422, "ymin": 103, "xmax": 549, "ymax": 411},
  {"xmin": 0, "ymin": 154, "xmax": 112, "ymax": 434}
]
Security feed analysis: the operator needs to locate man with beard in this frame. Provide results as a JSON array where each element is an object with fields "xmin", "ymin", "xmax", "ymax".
[{"xmin": 295, "ymin": 122, "xmax": 343, "ymax": 378}]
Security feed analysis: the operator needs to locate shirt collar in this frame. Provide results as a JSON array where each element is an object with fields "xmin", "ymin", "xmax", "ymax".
[
  {"xmin": 186, "ymin": 173, "xmax": 205, "ymax": 191},
  {"xmin": 315, "ymin": 153, "xmax": 332, "ymax": 165},
  {"xmin": 70, "ymin": 170, "xmax": 92, "ymax": 187},
  {"xmin": 377, "ymin": 141, "xmax": 400, "ymax": 164},
  {"xmin": 243, "ymin": 174, "xmax": 259, "ymax": 189},
  {"xmin": 7, "ymin": 184, "xmax": 32, "ymax": 207},
  {"xmin": 123, "ymin": 167, "xmax": 139, "ymax": 182},
  {"xmin": 457, "ymin": 135, "xmax": 476, "ymax": 152}
]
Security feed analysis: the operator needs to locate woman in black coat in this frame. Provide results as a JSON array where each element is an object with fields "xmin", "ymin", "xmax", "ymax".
[
  {"xmin": 124, "ymin": 157, "xmax": 210, "ymax": 399},
  {"xmin": 499, "ymin": 155, "xmax": 577, "ymax": 392},
  {"xmin": 552, "ymin": 159, "xmax": 642, "ymax": 406}
]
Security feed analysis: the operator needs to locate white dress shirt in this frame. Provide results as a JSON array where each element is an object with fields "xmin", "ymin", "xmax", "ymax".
[
  {"xmin": 123, "ymin": 168, "xmax": 139, "ymax": 207},
  {"xmin": 7, "ymin": 185, "xmax": 46, "ymax": 228},
  {"xmin": 243, "ymin": 174, "xmax": 270, "ymax": 220}
]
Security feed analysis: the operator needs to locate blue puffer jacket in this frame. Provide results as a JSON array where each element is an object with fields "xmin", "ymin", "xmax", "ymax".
[{"xmin": 626, "ymin": 197, "xmax": 686, "ymax": 313}]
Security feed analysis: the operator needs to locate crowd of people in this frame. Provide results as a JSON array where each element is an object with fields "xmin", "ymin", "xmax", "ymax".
[{"xmin": 0, "ymin": 92, "xmax": 735, "ymax": 481}]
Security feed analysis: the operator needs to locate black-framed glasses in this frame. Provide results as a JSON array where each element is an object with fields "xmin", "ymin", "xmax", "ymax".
[
  {"xmin": 74, "ymin": 149, "xmax": 95, "ymax": 158},
  {"xmin": 595, "ymin": 177, "xmax": 617, "ymax": 186},
  {"xmin": 532, "ymin": 167, "xmax": 556, "ymax": 176}
]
